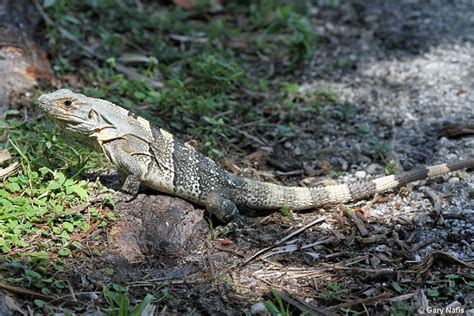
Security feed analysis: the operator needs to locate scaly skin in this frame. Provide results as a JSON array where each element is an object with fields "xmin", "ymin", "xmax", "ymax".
[{"xmin": 38, "ymin": 89, "xmax": 474, "ymax": 227}]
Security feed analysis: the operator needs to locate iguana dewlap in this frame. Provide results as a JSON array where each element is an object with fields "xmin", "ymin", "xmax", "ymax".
[{"xmin": 38, "ymin": 89, "xmax": 474, "ymax": 226}]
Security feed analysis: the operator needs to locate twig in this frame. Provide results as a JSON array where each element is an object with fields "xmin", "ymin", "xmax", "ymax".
[
  {"xmin": 0, "ymin": 162, "xmax": 20, "ymax": 179},
  {"xmin": 214, "ymin": 245, "xmax": 245, "ymax": 258},
  {"xmin": 205, "ymin": 240, "xmax": 216, "ymax": 276},
  {"xmin": 342, "ymin": 207, "xmax": 368, "ymax": 237},
  {"xmin": 328, "ymin": 292, "xmax": 391, "ymax": 311},
  {"xmin": 275, "ymin": 169, "xmax": 304, "ymax": 176},
  {"xmin": 412, "ymin": 250, "xmax": 474, "ymax": 274},
  {"xmin": 241, "ymin": 216, "xmax": 327, "ymax": 266},
  {"xmin": 420, "ymin": 187, "xmax": 442, "ymax": 212},
  {"xmin": 388, "ymin": 292, "xmax": 415, "ymax": 302},
  {"xmin": 0, "ymin": 281, "xmax": 56, "ymax": 302},
  {"xmin": 169, "ymin": 34, "xmax": 208, "ymax": 44},
  {"xmin": 410, "ymin": 238, "xmax": 436, "ymax": 252},
  {"xmin": 115, "ymin": 64, "xmax": 163, "ymax": 89},
  {"xmin": 228, "ymin": 126, "xmax": 268, "ymax": 146},
  {"xmin": 273, "ymin": 290, "xmax": 334, "ymax": 316}
]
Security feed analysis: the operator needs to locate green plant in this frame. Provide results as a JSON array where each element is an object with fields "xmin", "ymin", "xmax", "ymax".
[
  {"xmin": 263, "ymin": 290, "xmax": 290, "ymax": 316},
  {"xmin": 388, "ymin": 301, "xmax": 414, "ymax": 316},
  {"xmin": 0, "ymin": 117, "xmax": 108, "ymax": 257},
  {"xmin": 103, "ymin": 285, "xmax": 155, "ymax": 316},
  {"xmin": 280, "ymin": 206, "xmax": 293, "ymax": 218},
  {"xmin": 384, "ymin": 160, "xmax": 398, "ymax": 175},
  {"xmin": 370, "ymin": 138, "xmax": 390, "ymax": 161},
  {"xmin": 266, "ymin": 5, "xmax": 316, "ymax": 67},
  {"xmin": 322, "ymin": 280, "xmax": 348, "ymax": 301}
]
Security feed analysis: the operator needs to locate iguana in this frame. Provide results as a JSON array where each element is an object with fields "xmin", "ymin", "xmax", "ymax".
[{"xmin": 38, "ymin": 89, "xmax": 473, "ymax": 229}]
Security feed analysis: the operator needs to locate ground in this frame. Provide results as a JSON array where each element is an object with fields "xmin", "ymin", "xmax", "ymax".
[{"xmin": 0, "ymin": 0, "xmax": 473, "ymax": 315}]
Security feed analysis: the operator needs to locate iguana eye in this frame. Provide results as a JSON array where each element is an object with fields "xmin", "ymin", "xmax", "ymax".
[{"xmin": 63, "ymin": 100, "xmax": 73, "ymax": 108}]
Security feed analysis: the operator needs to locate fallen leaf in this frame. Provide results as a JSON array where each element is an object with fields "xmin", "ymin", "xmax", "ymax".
[{"xmin": 217, "ymin": 239, "xmax": 233, "ymax": 246}]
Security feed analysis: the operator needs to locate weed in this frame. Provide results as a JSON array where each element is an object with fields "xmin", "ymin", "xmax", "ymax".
[
  {"xmin": 392, "ymin": 282, "xmax": 405, "ymax": 294},
  {"xmin": 206, "ymin": 218, "xmax": 224, "ymax": 240},
  {"xmin": 384, "ymin": 160, "xmax": 398, "ymax": 175},
  {"xmin": 247, "ymin": 1, "xmax": 316, "ymax": 67},
  {"xmin": 0, "ymin": 117, "xmax": 108, "ymax": 257},
  {"xmin": 370, "ymin": 137, "xmax": 390, "ymax": 161},
  {"xmin": 322, "ymin": 280, "xmax": 348, "ymax": 301},
  {"xmin": 103, "ymin": 285, "xmax": 155, "ymax": 315},
  {"xmin": 280, "ymin": 206, "xmax": 293, "ymax": 218},
  {"xmin": 388, "ymin": 301, "xmax": 414, "ymax": 316},
  {"xmin": 263, "ymin": 290, "xmax": 290, "ymax": 316}
]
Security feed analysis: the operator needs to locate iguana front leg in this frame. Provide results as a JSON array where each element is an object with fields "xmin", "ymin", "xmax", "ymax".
[{"xmin": 90, "ymin": 139, "xmax": 144, "ymax": 203}]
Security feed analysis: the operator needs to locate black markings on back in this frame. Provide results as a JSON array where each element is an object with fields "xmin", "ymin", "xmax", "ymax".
[
  {"xmin": 171, "ymin": 140, "xmax": 243, "ymax": 201},
  {"xmin": 127, "ymin": 111, "xmax": 138, "ymax": 119}
]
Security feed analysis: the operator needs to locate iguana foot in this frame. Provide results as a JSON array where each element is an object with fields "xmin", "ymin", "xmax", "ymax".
[
  {"xmin": 213, "ymin": 215, "xmax": 248, "ymax": 236},
  {"xmin": 89, "ymin": 190, "xmax": 136, "ymax": 204},
  {"xmin": 205, "ymin": 190, "xmax": 247, "ymax": 235}
]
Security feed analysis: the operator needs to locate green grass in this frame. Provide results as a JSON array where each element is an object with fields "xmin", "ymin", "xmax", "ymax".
[{"xmin": 0, "ymin": 116, "xmax": 110, "ymax": 258}]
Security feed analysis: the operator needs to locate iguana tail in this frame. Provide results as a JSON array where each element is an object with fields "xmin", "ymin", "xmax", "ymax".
[{"xmin": 236, "ymin": 159, "xmax": 474, "ymax": 210}]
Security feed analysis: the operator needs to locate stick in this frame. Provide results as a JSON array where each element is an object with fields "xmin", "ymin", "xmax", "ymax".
[{"xmin": 242, "ymin": 216, "xmax": 327, "ymax": 266}]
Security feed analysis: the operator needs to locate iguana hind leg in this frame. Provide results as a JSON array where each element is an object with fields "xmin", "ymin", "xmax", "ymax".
[{"xmin": 205, "ymin": 190, "xmax": 246, "ymax": 234}]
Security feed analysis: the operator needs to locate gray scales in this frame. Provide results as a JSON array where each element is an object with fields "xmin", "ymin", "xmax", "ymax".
[{"xmin": 38, "ymin": 89, "xmax": 474, "ymax": 229}]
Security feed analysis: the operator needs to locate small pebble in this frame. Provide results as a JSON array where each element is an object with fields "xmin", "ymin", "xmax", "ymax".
[
  {"xmin": 355, "ymin": 171, "xmax": 366, "ymax": 179},
  {"xmin": 446, "ymin": 153, "xmax": 458, "ymax": 160},
  {"xmin": 448, "ymin": 177, "xmax": 460, "ymax": 184},
  {"xmin": 250, "ymin": 303, "xmax": 270, "ymax": 315}
]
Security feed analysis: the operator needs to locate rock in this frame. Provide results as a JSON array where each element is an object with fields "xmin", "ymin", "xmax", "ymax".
[
  {"xmin": 107, "ymin": 194, "xmax": 207, "ymax": 263},
  {"xmin": 446, "ymin": 300, "xmax": 462, "ymax": 310},
  {"xmin": 355, "ymin": 170, "xmax": 366, "ymax": 179},
  {"xmin": 448, "ymin": 177, "xmax": 460, "ymax": 184},
  {"xmin": 366, "ymin": 163, "xmax": 383, "ymax": 175},
  {"xmin": 250, "ymin": 302, "xmax": 270, "ymax": 315}
]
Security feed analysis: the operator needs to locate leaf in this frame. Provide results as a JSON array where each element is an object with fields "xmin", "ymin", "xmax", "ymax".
[
  {"xmin": 133, "ymin": 91, "xmax": 147, "ymax": 100},
  {"xmin": 392, "ymin": 282, "xmax": 404, "ymax": 293},
  {"xmin": 112, "ymin": 283, "xmax": 127, "ymax": 292},
  {"xmin": 62, "ymin": 222, "xmax": 74, "ymax": 232},
  {"xmin": 5, "ymin": 182, "xmax": 21, "ymax": 193},
  {"xmin": 53, "ymin": 280, "xmax": 66, "ymax": 289},
  {"xmin": 47, "ymin": 181, "xmax": 62, "ymax": 191},
  {"xmin": 130, "ymin": 294, "xmax": 155, "ymax": 316},
  {"xmin": 43, "ymin": 0, "xmax": 55, "ymax": 8},
  {"xmin": 58, "ymin": 248, "xmax": 71, "ymax": 256},
  {"xmin": 427, "ymin": 289, "xmax": 439, "ymax": 297},
  {"xmin": 73, "ymin": 186, "xmax": 88, "ymax": 200},
  {"xmin": 71, "ymin": 241, "xmax": 82, "ymax": 249}
]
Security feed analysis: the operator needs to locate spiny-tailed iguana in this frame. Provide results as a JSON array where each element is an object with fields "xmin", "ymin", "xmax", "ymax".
[{"xmin": 38, "ymin": 89, "xmax": 474, "ymax": 229}]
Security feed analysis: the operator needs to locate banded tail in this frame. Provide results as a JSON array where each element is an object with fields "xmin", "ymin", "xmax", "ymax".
[{"xmin": 236, "ymin": 159, "xmax": 474, "ymax": 210}]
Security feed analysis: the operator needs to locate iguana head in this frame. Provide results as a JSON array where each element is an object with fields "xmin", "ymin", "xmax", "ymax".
[
  {"xmin": 39, "ymin": 89, "xmax": 158, "ymax": 151},
  {"xmin": 38, "ymin": 89, "xmax": 116, "ymax": 149}
]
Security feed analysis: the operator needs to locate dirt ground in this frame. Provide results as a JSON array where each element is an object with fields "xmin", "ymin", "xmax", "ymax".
[{"xmin": 3, "ymin": 0, "xmax": 474, "ymax": 314}]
